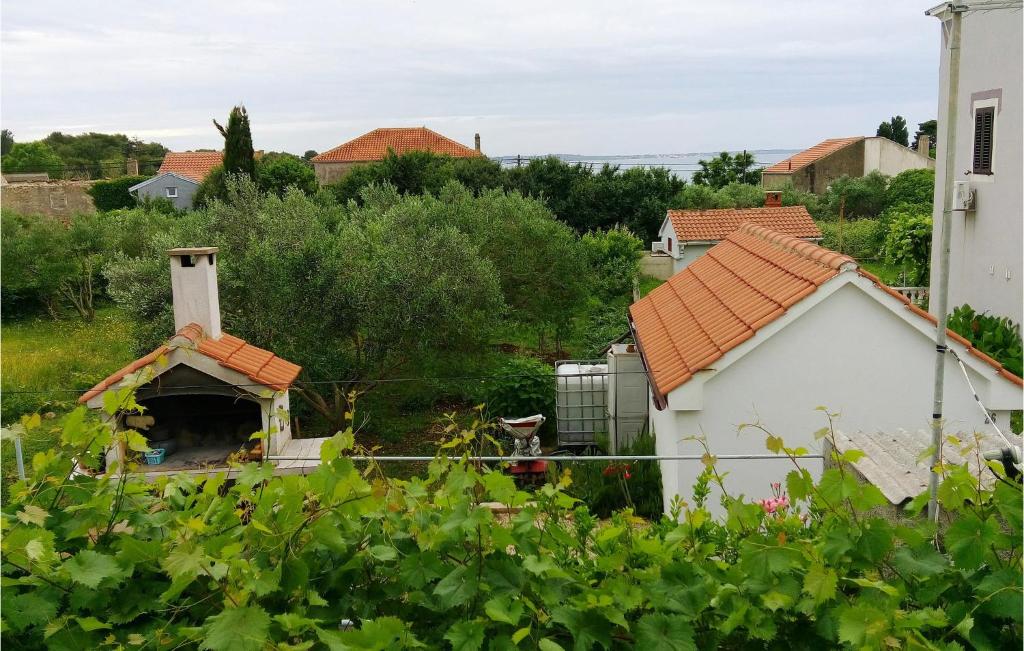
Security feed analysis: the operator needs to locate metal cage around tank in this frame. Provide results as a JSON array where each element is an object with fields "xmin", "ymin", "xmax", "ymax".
[{"xmin": 554, "ymin": 360, "xmax": 609, "ymax": 449}]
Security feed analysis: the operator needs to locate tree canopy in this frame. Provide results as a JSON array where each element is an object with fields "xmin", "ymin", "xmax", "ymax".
[
  {"xmin": 691, "ymin": 151, "xmax": 760, "ymax": 189},
  {"xmin": 876, "ymin": 115, "xmax": 910, "ymax": 147},
  {"xmin": 213, "ymin": 105, "xmax": 256, "ymax": 177}
]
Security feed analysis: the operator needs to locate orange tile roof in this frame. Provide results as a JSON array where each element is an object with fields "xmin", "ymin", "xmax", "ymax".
[
  {"xmin": 667, "ymin": 206, "xmax": 821, "ymax": 242},
  {"xmin": 79, "ymin": 324, "xmax": 301, "ymax": 404},
  {"xmin": 312, "ymin": 127, "xmax": 481, "ymax": 163},
  {"xmin": 158, "ymin": 151, "xmax": 224, "ymax": 182},
  {"xmin": 762, "ymin": 137, "xmax": 864, "ymax": 174},
  {"xmin": 629, "ymin": 223, "xmax": 1023, "ymax": 402}
]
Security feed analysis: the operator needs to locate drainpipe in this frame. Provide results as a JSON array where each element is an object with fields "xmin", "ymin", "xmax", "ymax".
[{"xmin": 927, "ymin": 4, "xmax": 963, "ymax": 522}]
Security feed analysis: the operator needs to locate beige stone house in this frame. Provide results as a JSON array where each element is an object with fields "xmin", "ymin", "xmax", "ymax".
[
  {"xmin": 762, "ymin": 136, "xmax": 934, "ymax": 194},
  {"xmin": 312, "ymin": 127, "xmax": 482, "ymax": 184}
]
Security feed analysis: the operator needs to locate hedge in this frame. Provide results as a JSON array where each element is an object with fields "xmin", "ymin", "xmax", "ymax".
[{"xmin": 86, "ymin": 175, "xmax": 150, "ymax": 212}]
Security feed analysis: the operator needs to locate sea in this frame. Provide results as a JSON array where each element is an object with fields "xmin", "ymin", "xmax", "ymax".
[{"xmin": 493, "ymin": 150, "xmax": 800, "ymax": 181}]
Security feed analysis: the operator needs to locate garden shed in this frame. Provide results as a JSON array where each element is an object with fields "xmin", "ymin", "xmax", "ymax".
[
  {"xmin": 80, "ymin": 247, "xmax": 309, "ymax": 477},
  {"xmin": 630, "ymin": 223, "xmax": 1022, "ymax": 515}
]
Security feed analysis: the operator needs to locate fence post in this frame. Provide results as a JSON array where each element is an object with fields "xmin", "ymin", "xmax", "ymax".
[{"xmin": 14, "ymin": 436, "xmax": 26, "ymax": 480}]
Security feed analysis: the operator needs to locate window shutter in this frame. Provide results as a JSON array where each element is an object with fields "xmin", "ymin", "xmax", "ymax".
[{"xmin": 972, "ymin": 107, "xmax": 995, "ymax": 174}]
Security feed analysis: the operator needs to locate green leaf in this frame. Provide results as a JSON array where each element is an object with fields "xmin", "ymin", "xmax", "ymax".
[
  {"xmin": 63, "ymin": 550, "xmax": 122, "ymax": 589},
  {"xmin": 511, "ymin": 626, "xmax": 531, "ymax": 645},
  {"xmin": 945, "ymin": 513, "xmax": 1000, "ymax": 569},
  {"xmin": 200, "ymin": 606, "xmax": 271, "ymax": 651},
  {"xmin": 892, "ymin": 545, "xmax": 948, "ymax": 579},
  {"xmin": 124, "ymin": 429, "xmax": 151, "ymax": 452},
  {"xmin": 633, "ymin": 613, "xmax": 697, "ymax": 651},
  {"xmin": 550, "ymin": 607, "xmax": 612, "ymax": 651},
  {"xmin": 235, "ymin": 462, "xmax": 274, "ymax": 488},
  {"xmin": 838, "ymin": 605, "xmax": 888, "ymax": 647},
  {"xmin": 803, "ymin": 563, "xmax": 838, "ymax": 604},
  {"xmin": 75, "ymin": 616, "xmax": 111, "ymax": 632},
  {"xmin": 445, "ymin": 620, "xmax": 485, "ymax": 651},
  {"xmin": 538, "ymin": 641, "xmax": 566, "ymax": 651},
  {"xmin": 1, "ymin": 591, "xmax": 58, "ymax": 631},
  {"xmin": 485, "ymin": 594, "xmax": 524, "ymax": 626},
  {"xmin": 16, "ymin": 505, "xmax": 49, "ymax": 527},
  {"xmin": 434, "ymin": 566, "xmax": 476, "ymax": 608},
  {"xmin": 368, "ymin": 545, "xmax": 397, "ymax": 561}
]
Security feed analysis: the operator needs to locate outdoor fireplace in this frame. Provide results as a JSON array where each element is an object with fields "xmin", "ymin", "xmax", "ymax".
[{"xmin": 79, "ymin": 247, "xmax": 303, "ymax": 475}]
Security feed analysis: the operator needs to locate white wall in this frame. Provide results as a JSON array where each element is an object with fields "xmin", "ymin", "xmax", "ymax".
[
  {"xmin": 862, "ymin": 137, "xmax": 934, "ymax": 176},
  {"xmin": 657, "ymin": 219, "xmax": 680, "ymax": 260},
  {"xmin": 672, "ymin": 243, "xmax": 711, "ymax": 274},
  {"xmin": 653, "ymin": 279, "xmax": 1019, "ymax": 516},
  {"xmin": 929, "ymin": 8, "xmax": 1023, "ymax": 323}
]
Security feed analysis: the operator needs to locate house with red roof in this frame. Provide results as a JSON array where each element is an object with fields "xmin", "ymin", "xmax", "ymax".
[
  {"xmin": 762, "ymin": 136, "xmax": 934, "ymax": 194},
  {"xmin": 128, "ymin": 151, "xmax": 223, "ymax": 210},
  {"xmin": 655, "ymin": 191, "xmax": 821, "ymax": 273},
  {"xmin": 630, "ymin": 223, "xmax": 1021, "ymax": 514},
  {"xmin": 80, "ymin": 247, "xmax": 318, "ymax": 477},
  {"xmin": 312, "ymin": 127, "xmax": 482, "ymax": 184}
]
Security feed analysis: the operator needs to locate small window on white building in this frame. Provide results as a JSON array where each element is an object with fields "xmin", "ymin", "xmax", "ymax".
[
  {"xmin": 972, "ymin": 106, "xmax": 995, "ymax": 175},
  {"xmin": 165, "ymin": 186, "xmax": 178, "ymax": 198},
  {"xmin": 667, "ymin": 238, "xmax": 673, "ymax": 252}
]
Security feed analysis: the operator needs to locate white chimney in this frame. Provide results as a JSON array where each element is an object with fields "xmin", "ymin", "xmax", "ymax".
[
  {"xmin": 167, "ymin": 247, "xmax": 221, "ymax": 339},
  {"xmin": 916, "ymin": 134, "xmax": 930, "ymax": 155}
]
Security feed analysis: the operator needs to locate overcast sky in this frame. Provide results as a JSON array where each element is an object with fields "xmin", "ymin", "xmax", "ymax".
[{"xmin": 1, "ymin": 1, "xmax": 940, "ymax": 156}]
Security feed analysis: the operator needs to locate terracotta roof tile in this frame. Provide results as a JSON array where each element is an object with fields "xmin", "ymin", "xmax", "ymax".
[
  {"xmin": 312, "ymin": 127, "xmax": 481, "ymax": 163},
  {"xmin": 631, "ymin": 223, "xmax": 1023, "ymax": 402},
  {"xmin": 762, "ymin": 137, "xmax": 864, "ymax": 174},
  {"xmin": 667, "ymin": 206, "xmax": 820, "ymax": 242},
  {"xmin": 158, "ymin": 152, "xmax": 224, "ymax": 182},
  {"xmin": 79, "ymin": 325, "xmax": 301, "ymax": 403}
]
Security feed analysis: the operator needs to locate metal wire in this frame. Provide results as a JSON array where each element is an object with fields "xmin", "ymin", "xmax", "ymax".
[
  {"xmin": 946, "ymin": 348, "xmax": 1016, "ymax": 448},
  {"xmin": 267, "ymin": 453, "xmax": 825, "ymax": 463}
]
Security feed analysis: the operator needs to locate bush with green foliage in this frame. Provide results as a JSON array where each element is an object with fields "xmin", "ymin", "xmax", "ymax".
[
  {"xmin": 329, "ymin": 151, "xmax": 506, "ymax": 204},
  {"xmin": 819, "ymin": 171, "xmax": 889, "ymax": 220},
  {"xmin": 876, "ymin": 115, "xmax": 910, "ymax": 146},
  {"xmin": 1, "ymin": 213, "xmax": 108, "ymax": 321},
  {"xmin": 474, "ymin": 355, "xmax": 555, "ymax": 432},
  {"xmin": 255, "ymin": 153, "xmax": 317, "ymax": 196},
  {"xmin": 817, "ymin": 219, "xmax": 885, "ymax": 260},
  {"xmin": 1, "ymin": 141, "xmax": 63, "ymax": 175},
  {"xmin": 40, "ymin": 131, "xmax": 167, "ymax": 177},
  {"xmin": 2, "ymin": 398, "xmax": 1020, "ymax": 649},
  {"xmin": 948, "ymin": 304, "xmax": 1023, "ymax": 378},
  {"xmin": 566, "ymin": 426, "xmax": 663, "ymax": 519},
  {"xmin": 691, "ymin": 151, "xmax": 760, "ymax": 188},
  {"xmin": 580, "ymin": 226, "xmax": 643, "ymax": 301},
  {"xmin": 86, "ymin": 175, "xmax": 150, "ymax": 211},
  {"xmin": 884, "ymin": 210, "xmax": 933, "ymax": 285},
  {"xmin": 885, "ymin": 168, "xmax": 935, "ymax": 209}
]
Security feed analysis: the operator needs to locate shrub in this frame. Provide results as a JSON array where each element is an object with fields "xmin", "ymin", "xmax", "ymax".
[
  {"xmin": 820, "ymin": 171, "xmax": 889, "ymax": 219},
  {"xmin": 2, "ymin": 401, "xmax": 1021, "ymax": 649},
  {"xmin": 716, "ymin": 182, "xmax": 765, "ymax": 208},
  {"xmin": 566, "ymin": 426, "xmax": 663, "ymax": 519},
  {"xmin": 672, "ymin": 184, "xmax": 732, "ymax": 210},
  {"xmin": 86, "ymin": 175, "xmax": 150, "ymax": 211},
  {"xmin": 255, "ymin": 153, "xmax": 317, "ymax": 196},
  {"xmin": 474, "ymin": 355, "xmax": 555, "ymax": 434},
  {"xmin": 780, "ymin": 184, "xmax": 824, "ymax": 219},
  {"xmin": 884, "ymin": 210, "xmax": 932, "ymax": 285},
  {"xmin": 817, "ymin": 218, "xmax": 884, "ymax": 260},
  {"xmin": 947, "ymin": 304, "xmax": 1023, "ymax": 378},
  {"xmin": 885, "ymin": 167, "xmax": 935, "ymax": 208},
  {"xmin": 580, "ymin": 226, "xmax": 643, "ymax": 300},
  {"xmin": 578, "ymin": 304, "xmax": 630, "ymax": 359}
]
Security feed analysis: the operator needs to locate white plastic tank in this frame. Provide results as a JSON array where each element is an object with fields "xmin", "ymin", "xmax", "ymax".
[
  {"xmin": 606, "ymin": 343, "xmax": 649, "ymax": 452},
  {"xmin": 555, "ymin": 361, "xmax": 608, "ymax": 447}
]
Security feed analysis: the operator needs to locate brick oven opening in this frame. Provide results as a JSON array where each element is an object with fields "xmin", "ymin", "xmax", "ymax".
[{"xmin": 133, "ymin": 366, "xmax": 264, "ymax": 472}]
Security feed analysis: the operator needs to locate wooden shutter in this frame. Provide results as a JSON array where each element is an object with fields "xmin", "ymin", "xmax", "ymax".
[{"xmin": 972, "ymin": 106, "xmax": 995, "ymax": 174}]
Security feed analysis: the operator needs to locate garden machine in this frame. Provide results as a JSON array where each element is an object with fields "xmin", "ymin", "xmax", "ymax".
[{"xmin": 498, "ymin": 415, "xmax": 548, "ymax": 486}]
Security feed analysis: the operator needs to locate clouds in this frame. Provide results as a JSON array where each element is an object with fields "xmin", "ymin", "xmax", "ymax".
[{"xmin": 0, "ymin": 1, "xmax": 939, "ymax": 154}]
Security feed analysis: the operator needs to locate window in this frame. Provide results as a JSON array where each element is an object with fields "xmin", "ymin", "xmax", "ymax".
[
  {"xmin": 165, "ymin": 186, "xmax": 178, "ymax": 198},
  {"xmin": 972, "ymin": 106, "xmax": 995, "ymax": 175},
  {"xmin": 667, "ymin": 238, "xmax": 673, "ymax": 252}
]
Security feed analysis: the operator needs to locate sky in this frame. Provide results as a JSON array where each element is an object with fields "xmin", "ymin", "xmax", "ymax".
[{"xmin": 1, "ymin": 1, "xmax": 941, "ymax": 156}]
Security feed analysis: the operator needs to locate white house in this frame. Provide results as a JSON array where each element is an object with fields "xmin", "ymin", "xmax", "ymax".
[
  {"xmin": 80, "ymin": 247, "xmax": 316, "ymax": 477},
  {"xmin": 629, "ymin": 223, "xmax": 1022, "ymax": 515},
  {"xmin": 927, "ymin": 2, "xmax": 1023, "ymax": 324},
  {"xmin": 654, "ymin": 194, "xmax": 821, "ymax": 274}
]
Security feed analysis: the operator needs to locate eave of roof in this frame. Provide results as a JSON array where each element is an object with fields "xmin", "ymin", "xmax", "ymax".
[
  {"xmin": 762, "ymin": 137, "xmax": 864, "ymax": 174},
  {"xmin": 79, "ymin": 324, "xmax": 302, "ymax": 404},
  {"xmin": 667, "ymin": 205, "xmax": 821, "ymax": 243},
  {"xmin": 127, "ymin": 172, "xmax": 198, "ymax": 192}
]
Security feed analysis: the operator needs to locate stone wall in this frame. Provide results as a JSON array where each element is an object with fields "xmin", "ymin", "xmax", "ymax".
[
  {"xmin": 313, "ymin": 161, "xmax": 359, "ymax": 185},
  {"xmin": 639, "ymin": 252, "xmax": 674, "ymax": 280},
  {"xmin": 1, "ymin": 181, "xmax": 96, "ymax": 218}
]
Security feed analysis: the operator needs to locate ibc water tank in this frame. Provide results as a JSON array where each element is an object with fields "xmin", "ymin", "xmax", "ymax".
[{"xmin": 555, "ymin": 361, "xmax": 608, "ymax": 447}]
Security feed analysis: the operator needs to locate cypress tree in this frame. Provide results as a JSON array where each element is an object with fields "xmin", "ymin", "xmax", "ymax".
[{"xmin": 213, "ymin": 105, "xmax": 255, "ymax": 177}]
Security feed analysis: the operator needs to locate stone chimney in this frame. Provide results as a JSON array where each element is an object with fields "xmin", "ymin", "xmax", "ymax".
[
  {"xmin": 167, "ymin": 247, "xmax": 221, "ymax": 339},
  {"xmin": 764, "ymin": 190, "xmax": 783, "ymax": 207},
  {"xmin": 916, "ymin": 134, "xmax": 930, "ymax": 155},
  {"xmin": 474, "ymin": 133, "xmax": 481, "ymax": 152},
  {"xmin": 126, "ymin": 158, "xmax": 139, "ymax": 176}
]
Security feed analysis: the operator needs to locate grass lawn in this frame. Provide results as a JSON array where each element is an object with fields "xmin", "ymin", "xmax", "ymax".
[
  {"xmin": 638, "ymin": 275, "xmax": 664, "ymax": 296},
  {"xmin": 1, "ymin": 308, "xmax": 135, "ymax": 496},
  {"xmin": 858, "ymin": 260, "xmax": 910, "ymax": 286}
]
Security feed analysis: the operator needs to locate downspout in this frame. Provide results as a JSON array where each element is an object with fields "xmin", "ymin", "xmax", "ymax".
[{"xmin": 927, "ymin": 4, "xmax": 963, "ymax": 522}]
